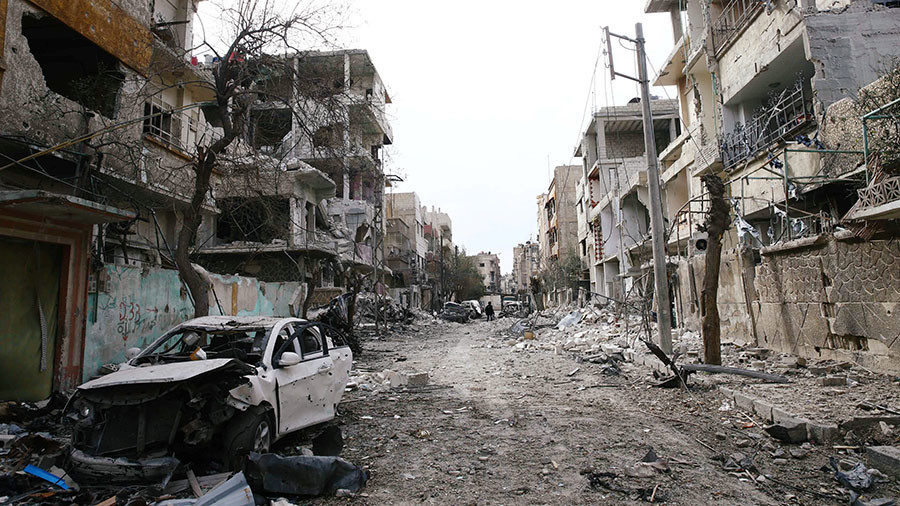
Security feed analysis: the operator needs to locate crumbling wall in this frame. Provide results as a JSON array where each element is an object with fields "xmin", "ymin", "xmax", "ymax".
[
  {"xmin": 755, "ymin": 236, "xmax": 900, "ymax": 373},
  {"xmin": 806, "ymin": 2, "xmax": 900, "ymax": 109},
  {"xmin": 84, "ymin": 264, "xmax": 301, "ymax": 381}
]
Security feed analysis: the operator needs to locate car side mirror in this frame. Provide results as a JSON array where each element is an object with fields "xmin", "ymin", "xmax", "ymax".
[
  {"xmin": 278, "ymin": 352, "xmax": 301, "ymax": 368},
  {"xmin": 125, "ymin": 347, "xmax": 141, "ymax": 360}
]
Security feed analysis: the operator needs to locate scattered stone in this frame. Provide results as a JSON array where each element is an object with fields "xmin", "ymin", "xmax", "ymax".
[
  {"xmin": 807, "ymin": 422, "xmax": 840, "ymax": 444},
  {"xmin": 773, "ymin": 458, "xmax": 789, "ymax": 465},
  {"xmin": 789, "ymin": 448, "xmax": 808, "ymax": 459},
  {"xmin": 751, "ymin": 360, "xmax": 767, "ymax": 370},
  {"xmin": 820, "ymin": 376, "xmax": 847, "ymax": 387},
  {"xmin": 879, "ymin": 421, "xmax": 893, "ymax": 437},
  {"xmin": 715, "ymin": 432, "xmax": 727, "ymax": 441},
  {"xmin": 736, "ymin": 439, "xmax": 752, "ymax": 448},
  {"xmin": 866, "ymin": 446, "xmax": 900, "ymax": 480},
  {"xmin": 406, "ymin": 372, "xmax": 429, "ymax": 388},
  {"xmin": 780, "ymin": 356, "xmax": 807, "ymax": 368}
]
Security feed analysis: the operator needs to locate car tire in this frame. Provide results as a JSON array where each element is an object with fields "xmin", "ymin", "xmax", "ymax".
[{"xmin": 223, "ymin": 408, "xmax": 273, "ymax": 470}]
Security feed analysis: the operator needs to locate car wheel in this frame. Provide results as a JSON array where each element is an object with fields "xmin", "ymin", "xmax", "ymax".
[{"xmin": 223, "ymin": 408, "xmax": 272, "ymax": 470}]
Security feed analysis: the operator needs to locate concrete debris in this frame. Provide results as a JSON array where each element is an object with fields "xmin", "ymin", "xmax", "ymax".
[
  {"xmin": 866, "ymin": 446, "xmax": 900, "ymax": 480},
  {"xmin": 764, "ymin": 420, "xmax": 809, "ymax": 444}
]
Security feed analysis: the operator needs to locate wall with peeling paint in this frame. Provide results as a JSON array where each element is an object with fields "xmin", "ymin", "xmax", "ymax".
[{"xmin": 83, "ymin": 264, "xmax": 302, "ymax": 382}]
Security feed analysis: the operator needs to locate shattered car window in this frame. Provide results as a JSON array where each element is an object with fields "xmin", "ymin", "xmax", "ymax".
[{"xmin": 134, "ymin": 327, "xmax": 272, "ymax": 365}]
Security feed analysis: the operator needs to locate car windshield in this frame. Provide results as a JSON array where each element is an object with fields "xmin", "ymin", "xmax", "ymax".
[{"xmin": 133, "ymin": 326, "xmax": 272, "ymax": 366}]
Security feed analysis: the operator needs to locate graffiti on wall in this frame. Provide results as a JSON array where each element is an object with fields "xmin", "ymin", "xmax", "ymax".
[{"xmin": 97, "ymin": 296, "xmax": 163, "ymax": 343}]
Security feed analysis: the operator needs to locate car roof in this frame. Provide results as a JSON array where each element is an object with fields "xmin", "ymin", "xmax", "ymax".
[{"xmin": 178, "ymin": 316, "xmax": 303, "ymax": 331}]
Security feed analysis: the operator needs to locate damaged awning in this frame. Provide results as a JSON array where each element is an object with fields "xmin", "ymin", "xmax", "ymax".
[{"xmin": 0, "ymin": 190, "xmax": 135, "ymax": 224}]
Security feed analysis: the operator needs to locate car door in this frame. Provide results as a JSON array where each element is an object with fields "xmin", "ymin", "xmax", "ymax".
[
  {"xmin": 269, "ymin": 323, "xmax": 335, "ymax": 434},
  {"xmin": 317, "ymin": 325, "xmax": 352, "ymax": 407},
  {"xmin": 294, "ymin": 324, "xmax": 337, "ymax": 426}
]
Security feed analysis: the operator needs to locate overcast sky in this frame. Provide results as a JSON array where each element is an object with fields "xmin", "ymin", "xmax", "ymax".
[
  {"xmin": 197, "ymin": 1, "xmax": 676, "ymax": 273},
  {"xmin": 347, "ymin": 2, "xmax": 675, "ymax": 272}
]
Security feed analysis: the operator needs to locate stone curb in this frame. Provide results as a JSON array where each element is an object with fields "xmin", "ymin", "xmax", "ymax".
[
  {"xmin": 718, "ymin": 387, "xmax": 841, "ymax": 444},
  {"xmin": 621, "ymin": 350, "xmax": 840, "ymax": 445}
]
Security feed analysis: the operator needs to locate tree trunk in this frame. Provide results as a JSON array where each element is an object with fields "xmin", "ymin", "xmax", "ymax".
[
  {"xmin": 174, "ymin": 151, "xmax": 217, "ymax": 317},
  {"xmin": 700, "ymin": 174, "xmax": 730, "ymax": 365}
]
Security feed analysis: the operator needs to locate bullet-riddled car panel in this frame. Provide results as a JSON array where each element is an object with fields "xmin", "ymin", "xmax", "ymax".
[{"xmin": 66, "ymin": 316, "xmax": 352, "ymax": 481}]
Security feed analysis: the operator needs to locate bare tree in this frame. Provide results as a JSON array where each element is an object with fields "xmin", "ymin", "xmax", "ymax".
[{"xmin": 699, "ymin": 174, "xmax": 730, "ymax": 365}]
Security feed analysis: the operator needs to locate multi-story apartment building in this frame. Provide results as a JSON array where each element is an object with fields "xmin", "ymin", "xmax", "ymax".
[
  {"xmin": 472, "ymin": 251, "xmax": 501, "ymax": 294},
  {"xmin": 512, "ymin": 241, "xmax": 541, "ymax": 293},
  {"xmin": 538, "ymin": 165, "xmax": 581, "ymax": 265},
  {"xmin": 0, "ymin": 0, "xmax": 221, "ymax": 398},
  {"xmin": 423, "ymin": 206, "xmax": 453, "ymax": 309},
  {"xmin": 646, "ymin": 0, "xmax": 900, "ymax": 371},
  {"xmin": 575, "ymin": 100, "xmax": 680, "ymax": 302},
  {"xmin": 385, "ymin": 192, "xmax": 427, "ymax": 281},
  {"xmin": 0, "ymin": 1, "xmax": 396, "ymax": 398}
]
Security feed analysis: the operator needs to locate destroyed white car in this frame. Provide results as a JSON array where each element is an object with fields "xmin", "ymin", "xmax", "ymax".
[{"xmin": 65, "ymin": 316, "xmax": 352, "ymax": 481}]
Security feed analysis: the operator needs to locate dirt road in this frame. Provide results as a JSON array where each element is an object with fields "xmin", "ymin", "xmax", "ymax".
[{"xmin": 295, "ymin": 318, "xmax": 880, "ymax": 505}]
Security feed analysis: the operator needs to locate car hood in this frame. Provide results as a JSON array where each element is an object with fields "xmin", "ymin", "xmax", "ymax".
[{"xmin": 78, "ymin": 358, "xmax": 257, "ymax": 390}]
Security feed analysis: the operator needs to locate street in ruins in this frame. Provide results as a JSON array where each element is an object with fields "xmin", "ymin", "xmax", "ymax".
[{"xmin": 3, "ymin": 0, "xmax": 900, "ymax": 504}]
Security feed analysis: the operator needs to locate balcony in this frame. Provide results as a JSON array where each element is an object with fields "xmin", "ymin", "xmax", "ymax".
[
  {"xmin": 720, "ymin": 81, "xmax": 813, "ymax": 170},
  {"xmin": 711, "ymin": 0, "xmax": 765, "ymax": 55},
  {"xmin": 846, "ymin": 177, "xmax": 900, "ymax": 221}
]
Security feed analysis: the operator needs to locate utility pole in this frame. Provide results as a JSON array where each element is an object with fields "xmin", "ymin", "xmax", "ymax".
[{"xmin": 606, "ymin": 23, "xmax": 673, "ymax": 354}]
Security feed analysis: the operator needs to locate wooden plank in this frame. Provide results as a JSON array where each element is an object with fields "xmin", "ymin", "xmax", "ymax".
[{"xmin": 186, "ymin": 469, "xmax": 202, "ymax": 498}]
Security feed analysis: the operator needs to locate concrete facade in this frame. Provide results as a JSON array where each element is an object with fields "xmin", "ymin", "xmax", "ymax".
[
  {"xmin": 512, "ymin": 241, "xmax": 541, "ymax": 293},
  {"xmin": 575, "ymin": 100, "xmax": 680, "ymax": 301},
  {"xmin": 645, "ymin": 0, "xmax": 900, "ymax": 371},
  {"xmin": 472, "ymin": 252, "xmax": 501, "ymax": 294}
]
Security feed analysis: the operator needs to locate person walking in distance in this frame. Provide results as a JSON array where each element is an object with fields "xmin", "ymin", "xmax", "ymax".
[{"xmin": 484, "ymin": 302, "xmax": 495, "ymax": 321}]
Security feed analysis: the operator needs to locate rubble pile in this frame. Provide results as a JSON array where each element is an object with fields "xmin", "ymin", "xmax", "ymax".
[{"xmin": 346, "ymin": 368, "xmax": 431, "ymax": 393}]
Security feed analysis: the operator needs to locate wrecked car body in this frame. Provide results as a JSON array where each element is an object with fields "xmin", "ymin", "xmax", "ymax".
[{"xmin": 64, "ymin": 316, "xmax": 352, "ymax": 482}]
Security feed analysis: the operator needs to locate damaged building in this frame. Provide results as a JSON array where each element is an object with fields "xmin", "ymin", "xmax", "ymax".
[
  {"xmin": 537, "ymin": 164, "xmax": 584, "ymax": 305},
  {"xmin": 575, "ymin": 99, "xmax": 680, "ymax": 305},
  {"xmin": 512, "ymin": 241, "xmax": 541, "ymax": 294},
  {"xmin": 641, "ymin": 0, "xmax": 900, "ymax": 372},
  {"xmin": 0, "ymin": 0, "xmax": 397, "ymax": 399},
  {"xmin": 384, "ymin": 192, "xmax": 428, "ymax": 308}
]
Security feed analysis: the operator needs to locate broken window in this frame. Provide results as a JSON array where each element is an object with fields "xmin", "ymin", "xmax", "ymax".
[
  {"xmin": 252, "ymin": 108, "xmax": 292, "ymax": 150},
  {"xmin": 312, "ymin": 125, "xmax": 344, "ymax": 149},
  {"xmin": 22, "ymin": 13, "xmax": 125, "ymax": 118},
  {"xmin": 143, "ymin": 97, "xmax": 180, "ymax": 147},
  {"xmin": 216, "ymin": 197, "xmax": 290, "ymax": 244}
]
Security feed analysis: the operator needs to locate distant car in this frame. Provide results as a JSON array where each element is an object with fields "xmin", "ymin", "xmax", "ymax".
[
  {"xmin": 461, "ymin": 300, "xmax": 483, "ymax": 318},
  {"xmin": 440, "ymin": 302, "xmax": 470, "ymax": 323},
  {"xmin": 65, "ymin": 316, "xmax": 352, "ymax": 481}
]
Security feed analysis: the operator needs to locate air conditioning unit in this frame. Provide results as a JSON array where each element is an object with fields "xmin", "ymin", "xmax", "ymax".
[{"xmin": 691, "ymin": 232, "xmax": 709, "ymax": 253}]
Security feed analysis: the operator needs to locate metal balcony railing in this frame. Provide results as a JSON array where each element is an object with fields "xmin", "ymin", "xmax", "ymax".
[
  {"xmin": 711, "ymin": 0, "xmax": 765, "ymax": 55},
  {"xmin": 720, "ymin": 81, "xmax": 813, "ymax": 170}
]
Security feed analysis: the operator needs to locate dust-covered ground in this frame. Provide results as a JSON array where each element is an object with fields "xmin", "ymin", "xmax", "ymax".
[{"xmin": 300, "ymin": 318, "xmax": 897, "ymax": 505}]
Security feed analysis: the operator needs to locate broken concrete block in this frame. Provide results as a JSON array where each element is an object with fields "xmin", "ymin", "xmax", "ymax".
[
  {"xmin": 751, "ymin": 360, "xmax": 767, "ymax": 370},
  {"xmin": 866, "ymin": 446, "xmax": 900, "ymax": 480},
  {"xmin": 406, "ymin": 372, "xmax": 429, "ymax": 388},
  {"xmin": 820, "ymin": 375, "xmax": 847, "ymax": 387},
  {"xmin": 733, "ymin": 392, "xmax": 756, "ymax": 413},
  {"xmin": 806, "ymin": 422, "xmax": 840, "ymax": 444},
  {"xmin": 841, "ymin": 416, "xmax": 900, "ymax": 434},
  {"xmin": 382, "ymin": 369, "xmax": 407, "ymax": 388},
  {"xmin": 764, "ymin": 420, "xmax": 809, "ymax": 444},
  {"xmin": 772, "ymin": 407, "xmax": 800, "ymax": 426},
  {"xmin": 780, "ymin": 356, "xmax": 807, "ymax": 368},
  {"xmin": 753, "ymin": 399, "xmax": 774, "ymax": 422}
]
